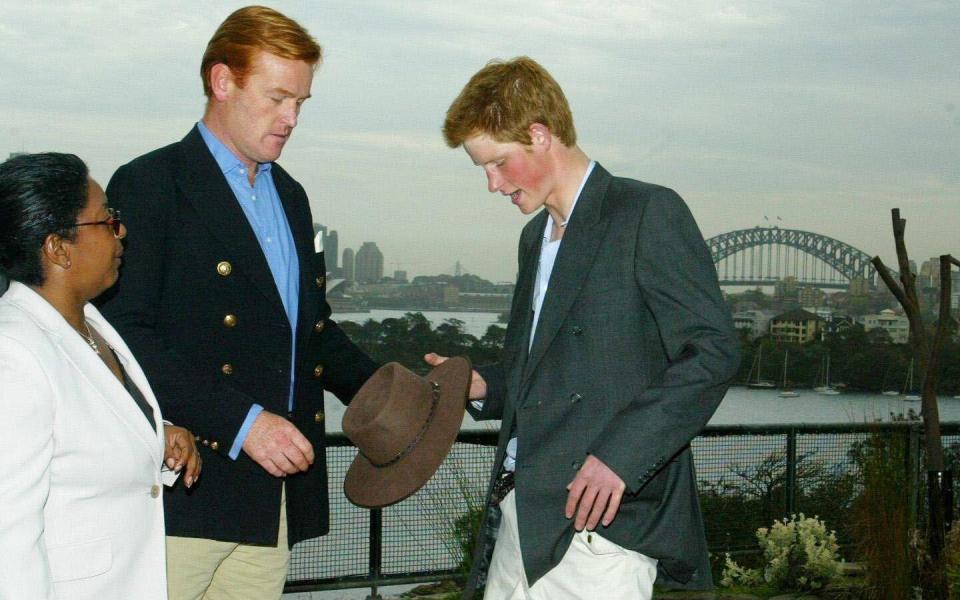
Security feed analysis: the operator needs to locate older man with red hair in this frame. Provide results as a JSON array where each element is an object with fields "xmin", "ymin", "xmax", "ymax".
[{"xmin": 99, "ymin": 7, "xmax": 378, "ymax": 598}]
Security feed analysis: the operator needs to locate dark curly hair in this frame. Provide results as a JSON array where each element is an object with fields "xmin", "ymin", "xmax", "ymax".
[{"xmin": 0, "ymin": 152, "xmax": 89, "ymax": 286}]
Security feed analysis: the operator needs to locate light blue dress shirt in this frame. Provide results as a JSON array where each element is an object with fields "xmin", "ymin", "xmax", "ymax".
[{"xmin": 197, "ymin": 121, "xmax": 301, "ymax": 459}]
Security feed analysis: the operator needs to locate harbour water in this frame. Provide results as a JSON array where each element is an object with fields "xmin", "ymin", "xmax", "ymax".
[
  {"xmin": 324, "ymin": 384, "xmax": 960, "ymax": 433},
  {"xmin": 325, "ymin": 304, "xmax": 960, "ymax": 431}
]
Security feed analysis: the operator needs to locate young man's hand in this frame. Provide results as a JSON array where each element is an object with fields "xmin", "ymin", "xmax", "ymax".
[
  {"xmin": 565, "ymin": 454, "xmax": 626, "ymax": 530},
  {"xmin": 424, "ymin": 353, "xmax": 487, "ymax": 400}
]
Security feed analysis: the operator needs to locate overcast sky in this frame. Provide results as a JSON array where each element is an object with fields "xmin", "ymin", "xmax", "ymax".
[{"xmin": 2, "ymin": 1, "xmax": 957, "ymax": 282}]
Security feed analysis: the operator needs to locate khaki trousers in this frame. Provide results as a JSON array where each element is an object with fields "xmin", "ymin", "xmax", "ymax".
[
  {"xmin": 166, "ymin": 487, "xmax": 290, "ymax": 600},
  {"xmin": 485, "ymin": 490, "xmax": 658, "ymax": 600}
]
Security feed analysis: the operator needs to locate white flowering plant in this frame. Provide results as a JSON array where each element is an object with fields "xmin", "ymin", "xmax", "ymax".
[
  {"xmin": 721, "ymin": 513, "xmax": 843, "ymax": 592},
  {"xmin": 719, "ymin": 553, "xmax": 763, "ymax": 588}
]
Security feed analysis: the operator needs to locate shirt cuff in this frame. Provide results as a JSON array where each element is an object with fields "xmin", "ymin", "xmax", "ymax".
[{"xmin": 229, "ymin": 404, "xmax": 265, "ymax": 460}]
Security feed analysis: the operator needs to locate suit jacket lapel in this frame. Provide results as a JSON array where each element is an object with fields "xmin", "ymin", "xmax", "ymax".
[
  {"xmin": 5, "ymin": 284, "xmax": 162, "ymax": 461},
  {"xmin": 521, "ymin": 165, "xmax": 612, "ymax": 392},
  {"xmin": 504, "ymin": 215, "xmax": 543, "ymax": 407},
  {"xmin": 174, "ymin": 127, "xmax": 286, "ymax": 316},
  {"xmin": 85, "ymin": 305, "xmax": 165, "ymax": 458},
  {"xmin": 272, "ymin": 167, "xmax": 321, "ymax": 359}
]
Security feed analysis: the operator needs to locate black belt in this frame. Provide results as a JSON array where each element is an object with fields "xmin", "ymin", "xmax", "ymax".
[{"xmin": 490, "ymin": 470, "xmax": 515, "ymax": 506}]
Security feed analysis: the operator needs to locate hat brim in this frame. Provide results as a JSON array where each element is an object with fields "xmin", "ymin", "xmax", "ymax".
[{"xmin": 343, "ymin": 356, "xmax": 471, "ymax": 508}]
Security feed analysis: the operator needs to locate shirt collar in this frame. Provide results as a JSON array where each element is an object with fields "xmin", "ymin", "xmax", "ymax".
[
  {"xmin": 542, "ymin": 160, "xmax": 596, "ymax": 242},
  {"xmin": 196, "ymin": 120, "xmax": 272, "ymax": 177}
]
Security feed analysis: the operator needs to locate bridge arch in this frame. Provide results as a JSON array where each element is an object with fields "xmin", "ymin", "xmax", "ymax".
[{"xmin": 705, "ymin": 227, "xmax": 879, "ymax": 289}]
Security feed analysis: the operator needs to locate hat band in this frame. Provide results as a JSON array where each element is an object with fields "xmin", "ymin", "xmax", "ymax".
[{"xmin": 361, "ymin": 381, "xmax": 441, "ymax": 469}]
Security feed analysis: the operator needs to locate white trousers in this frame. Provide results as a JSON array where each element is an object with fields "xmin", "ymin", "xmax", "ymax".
[{"xmin": 485, "ymin": 490, "xmax": 658, "ymax": 600}]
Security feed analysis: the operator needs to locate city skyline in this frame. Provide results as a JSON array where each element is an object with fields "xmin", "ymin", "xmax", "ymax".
[{"xmin": 1, "ymin": 1, "xmax": 957, "ymax": 282}]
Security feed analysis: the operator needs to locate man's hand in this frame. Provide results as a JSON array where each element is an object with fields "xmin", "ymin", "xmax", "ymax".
[
  {"xmin": 242, "ymin": 411, "xmax": 315, "ymax": 477},
  {"xmin": 424, "ymin": 353, "xmax": 487, "ymax": 400},
  {"xmin": 565, "ymin": 454, "xmax": 626, "ymax": 531},
  {"xmin": 163, "ymin": 425, "xmax": 202, "ymax": 488}
]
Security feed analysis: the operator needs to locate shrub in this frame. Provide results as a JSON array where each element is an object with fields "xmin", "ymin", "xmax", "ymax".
[
  {"xmin": 850, "ymin": 425, "xmax": 914, "ymax": 598},
  {"xmin": 722, "ymin": 513, "xmax": 843, "ymax": 592},
  {"xmin": 947, "ymin": 525, "xmax": 960, "ymax": 599}
]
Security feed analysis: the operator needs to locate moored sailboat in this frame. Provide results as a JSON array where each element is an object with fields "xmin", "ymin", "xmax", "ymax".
[
  {"xmin": 818, "ymin": 353, "xmax": 840, "ymax": 396},
  {"xmin": 747, "ymin": 345, "xmax": 776, "ymax": 389},
  {"xmin": 881, "ymin": 361, "xmax": 900, "ymax": 396},
  {"xmin": 902, "ymin": 358, "xmax": 920, "ymax": 401},
  {"xmin": 779, "ymin": 348, "xmax": 799, "ymax": 398}
]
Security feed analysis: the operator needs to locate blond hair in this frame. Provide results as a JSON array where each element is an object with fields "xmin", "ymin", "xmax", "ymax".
[{"xmin": 443, "ymin": 56, "xmax": 576, "ymax": 148}]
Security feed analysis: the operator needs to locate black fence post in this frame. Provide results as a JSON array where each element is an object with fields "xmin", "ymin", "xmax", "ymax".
[
  {"xmin": 785, "ymin": 428, "xmax": 797, "ymax": 516},
  {"xmin": 368, "ymin": 508, "xmax": 383, "ymax": 600}
]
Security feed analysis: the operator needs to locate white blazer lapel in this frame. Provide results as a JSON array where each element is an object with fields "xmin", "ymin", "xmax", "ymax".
[
  {"xmin": 4, "ymin": 284, "xmax": 163, "ymax": 462},
  {"xmin": 83, "ymin": 305, "xmax": 165, "ymax": 460}
]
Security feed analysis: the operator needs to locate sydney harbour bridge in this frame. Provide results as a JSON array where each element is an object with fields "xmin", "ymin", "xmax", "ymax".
[{"xmin": 706, "ymin": 227, "xmax": 882, "ymax": 290}]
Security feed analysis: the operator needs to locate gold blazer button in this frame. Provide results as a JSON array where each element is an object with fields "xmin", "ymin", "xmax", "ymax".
[
  {"xmin": 313, "ymin": 364, "xmax": 324, "ymax": 378},
  {"xmin": 221, "ymin": 363, "xmax": 234, "ymax": 375},
  {"xmin": 216, "ymin": 261, "xmax": 233, "ymax": 276},
  {"xmin": 210, "ymin": 441, "xmax": 220, "ymax": 451},
  {"xmin": 315, "ymin": 275, "xmax": 325, "ymax": 288},
  {"xmin": 223, "ymin": 314, "xmax": 237, "ymax": 327},
  {"xmin": 314, "ymin": 320, "xmax": 325, "ymax": 333},
  {"xmin": 314, "ymin": 410, "xmax": 324, "ymax": 423}
]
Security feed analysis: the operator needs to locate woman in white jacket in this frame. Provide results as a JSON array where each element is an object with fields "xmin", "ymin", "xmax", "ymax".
[{"xmin": 0, "ymin": 152, "xmax": 201, "ymax": 599}]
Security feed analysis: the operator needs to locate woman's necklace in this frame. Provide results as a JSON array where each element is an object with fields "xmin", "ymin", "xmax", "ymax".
[{"xmin": 79, "ymin": 320, "xmax": 101, "ymax": 355}]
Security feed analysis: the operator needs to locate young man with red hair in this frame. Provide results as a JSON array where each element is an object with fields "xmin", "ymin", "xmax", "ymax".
[{"xmin": 428, "ymin": 57, "xmax": 740, "ymax": 599}]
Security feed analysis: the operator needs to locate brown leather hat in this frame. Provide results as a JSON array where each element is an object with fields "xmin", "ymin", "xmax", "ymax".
[{"xmin": 343, "ymin": 357, "xmax": 471, "ymax": 508}]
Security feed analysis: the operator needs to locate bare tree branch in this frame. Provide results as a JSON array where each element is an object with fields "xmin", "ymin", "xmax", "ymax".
[
  {"xmin": 873, "ymin": 211, "xmax": 952, "ymax": 596},
  {"xmin": 872, "ymin": 256, "xmax": 908, "ymax": 307}
]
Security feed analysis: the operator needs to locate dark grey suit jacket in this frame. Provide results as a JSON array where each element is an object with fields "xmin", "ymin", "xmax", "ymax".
[{"xmin": 466, "ymin": 164, "xmax": 740, "ymax": 594}]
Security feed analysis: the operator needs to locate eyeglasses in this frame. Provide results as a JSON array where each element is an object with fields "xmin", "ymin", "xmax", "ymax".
[{"xmin": 75, "ymin": 208, "xmax": 122, "ymax": 237}]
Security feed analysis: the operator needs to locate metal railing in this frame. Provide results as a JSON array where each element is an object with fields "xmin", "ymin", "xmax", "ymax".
[{"xmin": 285, "ymin": 422, "xmax": 960, "ymax": 594}]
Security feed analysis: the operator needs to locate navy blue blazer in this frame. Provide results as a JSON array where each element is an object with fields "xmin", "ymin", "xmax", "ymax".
[{"xmin": 98, "ymin": 126, "xmax": 377, "ymax": 546}]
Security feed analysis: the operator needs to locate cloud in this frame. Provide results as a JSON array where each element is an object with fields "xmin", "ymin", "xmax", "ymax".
[{"xmin": 1, "ymin": 0, "xmax": 957, "ymax": 280}]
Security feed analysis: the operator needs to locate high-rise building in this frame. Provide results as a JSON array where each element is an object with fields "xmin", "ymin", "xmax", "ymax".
[
  {"xmin": 848, "ymin": 276, "xmax": 870, "ymax": 296},
  {"xmin": 342, "ymin": 248, "xmax": 355, "ymax": 282},
  {"xmin": 798, "ymin": 286, "xmax": 825, "ymax": 307},
  {"xmin": 919, "ymin": 257, "xmax": 941, "ymax": 289},
  {"xmin": 773, "ymin": 276, "xmax": 800, "ymax": 303},
  {"xmin": 355, "ymin": 242, "xmax": 384, "ymax": 283},
  {"xmin": 326, "ymin": 230, "xmax": 339, "ymax": 272},
  {"xmin": 311, "ymin": 224, "xmax": 341, "ymax": 275}
]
